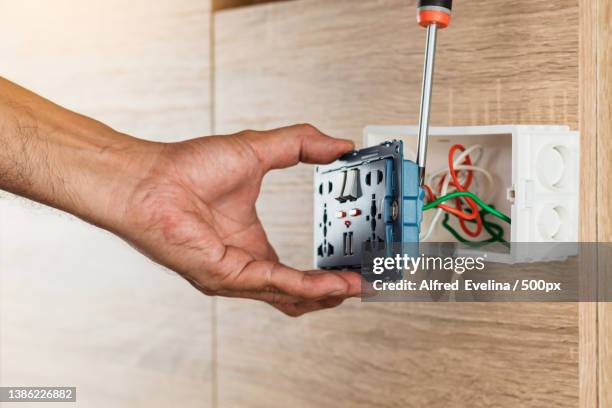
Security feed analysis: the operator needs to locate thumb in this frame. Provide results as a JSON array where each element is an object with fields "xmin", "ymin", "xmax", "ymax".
[{"xmin": 243, "ymin": 124, "xmax": 354, "ymax": 171}]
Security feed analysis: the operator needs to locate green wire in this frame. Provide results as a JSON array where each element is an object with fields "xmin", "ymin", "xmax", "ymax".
[
  {"xmin": 442, "ymin": 214, "xmax": 488, "ymax": 244},
  {"xmin": 424, "ymin": 191, "xmax": 512, "ymax": 224},
  {"xmin": 442, "ymin": 210, "xmax": 510, "ymax": 247}
]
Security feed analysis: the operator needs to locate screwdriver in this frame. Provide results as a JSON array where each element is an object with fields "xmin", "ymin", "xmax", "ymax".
[{"xmin": 415, "ymin": 0, "xmax": 453, "ymax": 185}]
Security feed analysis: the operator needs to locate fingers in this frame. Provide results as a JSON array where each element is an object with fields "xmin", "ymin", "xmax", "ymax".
[
  {"xmin": 187, "ymin": 262, "xmax": 353, "ymax": 317},
  {"xmin": 272, "ymin": 297, "xmax": 347, "ymax": 317},
  {"xmin": 216, "ymin": 289, "xmax": 303, "ymax": 305},
  {"xmin": 190, "ymin": 272, "xmax": 351, "ymax": 315},
  {"xmin": 243, "ymin": 124, "xmax": 354, "ymax": 171},
  {"xmin": 220, "ymin": 259, "xmax": 361, "ymax": 300},
  {"xmin": 196, "ymin": 243, "xmax": 362, "ymax": 296},
  {"xmin": 193, "ymin": 279, "xmax": 347, "ymax": 317},
  {"xmin": 189, "ymin": 244, "xmax": 361, "ymax": 316}
]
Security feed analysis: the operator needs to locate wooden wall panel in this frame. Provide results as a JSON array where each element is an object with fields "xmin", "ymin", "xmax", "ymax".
[
  {"xmin": 578, "ymin": 0, "xmax": 599, "ymax": 405},
  {"xmin": 597, "ymin": 0, "xmax": 612, "ymax": 406},
  {"xmin": 582, "ymin": 0, "xmax": 612, "ymax": 405},
  {"xmin": 599, "ymin": 0, "xmax": 612, "ymax": 244},
  {"xmin": 0, "ymin": 1, "xmax": 213, "ymax": 407},
  {"xmin": 214, "ymin": 0, "xmax": 580, "ymax": 407}
]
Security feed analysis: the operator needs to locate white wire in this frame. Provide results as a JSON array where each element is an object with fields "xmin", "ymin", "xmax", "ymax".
[
  {"xmin": 420, "ymin": 174, "xmax": 453, "ymax": 241},
  {"xmin": 422, "ymin": 145, "xmax": 483, "ymax": 241},
  {"xmin": 420, "ymin": 165, "xmax": 494, "ymax": 241},
  {"xmin": 427, "ymin": 165, "xmax": 495, "ymax": 202},
  {"xmin": 426, "ymin": 145, "xmax": 483, "ymax": 187},
  {"xmin": 420, "ymin": 145, "xmax": 496, "ymax": 241}
]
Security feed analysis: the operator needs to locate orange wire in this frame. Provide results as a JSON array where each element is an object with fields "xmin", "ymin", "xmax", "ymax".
[
  {"xmin": 423, "ymin": 184, "xmax": 479, "ymax": 221},
  {"xmin": 448, "ymin": 145, "xmax": 483, "ymax": 237}
]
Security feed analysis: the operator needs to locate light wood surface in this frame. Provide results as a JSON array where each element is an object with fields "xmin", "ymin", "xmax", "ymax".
[
  {"xmin": 214, "ymin": 0, "xmax": 580, "ymax": 406},
  {"xmin": 0, "ymin": 1, "xmax": 213, "ymax": 406},
  {"xmin": 599, "ymin": 0, "xmax": 612, "ymax": 244},
  {"xmin": 597, "ymin": 1, "xmax": 612, "ymax": 406},
  {"xmin": 602, "ymin": 302, "xmax": 612, "ymax": 408},
  {"xmin": 581, "ymin": 0, "xmax": 612, "ymax": 406},
  {"xmin": 579, "ymin": 0, "xmax": 600, "ymax": 405}
]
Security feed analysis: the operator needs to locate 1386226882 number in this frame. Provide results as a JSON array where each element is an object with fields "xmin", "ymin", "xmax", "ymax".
[{"xmin": 0, "ymin": 387, "xmax": 76, "ymax": 402}]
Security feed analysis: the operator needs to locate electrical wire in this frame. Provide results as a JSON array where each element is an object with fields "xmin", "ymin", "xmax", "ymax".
[
  {"xmin": 424, "ymin": 191, "xmax": 512, "ymax": 224},
  {"xmin": 442, "ymin": 213, "xmax": 510, "ymax": 247},
  {"xmin": 420, "ymin": 144, "xmax": 512, "ymax": 244},
  {"xmin": 420, "ymin": 145, "xmax": 488, "ymax": 241},
  {"xmin": 427, "ymin": 145, "xmax": 483, "ymax": 186},
  {"xmin": 423, "ymin": 184, "xmax": 478, "ymax": 221},
  {"xmin": 442, "ymin": 206, "xmax": 510, "ymax": 246},
  {"xmin": 448, "ymin": 144, "xmax": 483, "ymax": 237},
  {"xmin": 445, "ymin": 207, "xmax": 506, "ymax": 241},
  {"xmin": 427, "ymin": 164, "xmax": 494, "ymax": 203}
]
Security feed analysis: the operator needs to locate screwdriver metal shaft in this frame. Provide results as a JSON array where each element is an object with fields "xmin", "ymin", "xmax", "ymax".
[
  {"xmin": 415, "ymin": 23, "xmax": 438, "ymax": 186},
  {"xmin": 414, "ymin": 0, "xmax": 452, "ymax": 185}
]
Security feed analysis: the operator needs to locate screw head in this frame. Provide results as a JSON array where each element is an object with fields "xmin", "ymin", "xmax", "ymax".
[{"xmin": 391, "ymin": 200, "xmax": 399, "ymax": 221}]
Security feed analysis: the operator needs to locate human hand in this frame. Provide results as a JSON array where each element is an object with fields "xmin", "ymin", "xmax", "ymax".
[
  {"xmin": 0, "ymin": 78, "xmax": 361, "ymax": 316},
  {"xmin": 111, "ymin": 125, "xmax": 361, "ymax": 316}
]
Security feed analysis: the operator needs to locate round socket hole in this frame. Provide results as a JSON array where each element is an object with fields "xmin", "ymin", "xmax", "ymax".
[
  {"xmin": 537, "ymin": 145, "xmax": 571, "ymax": 190},
  {"xmin": 537, "ymin": 205, "xmax": 569, "ymax": 241}
]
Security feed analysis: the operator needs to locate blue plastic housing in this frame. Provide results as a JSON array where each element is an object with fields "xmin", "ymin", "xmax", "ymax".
[{"xmin": 402, "ymin": 159, "xmax": 425, "ymax": 243}]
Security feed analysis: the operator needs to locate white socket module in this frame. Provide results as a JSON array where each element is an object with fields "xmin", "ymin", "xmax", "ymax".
[{"xmin": 364, "ymin": 125, "xmax": 580, "ymax": 263}]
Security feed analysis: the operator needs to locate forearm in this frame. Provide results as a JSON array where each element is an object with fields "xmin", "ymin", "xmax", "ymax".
[{"xmin": 0, "ymin": 77, "xmax": 157, "ymax": 230}]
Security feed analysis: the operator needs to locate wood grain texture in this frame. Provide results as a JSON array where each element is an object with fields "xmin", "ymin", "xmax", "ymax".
[
  {"xmin": 0, "ymin": 1, "xmax": 213, "ymax": 406},
  {"xmin": 602, "ymin": 304, "xmax": 612, "ymax": 408},
  {"xmin": 579, "ymin": 0, "xmax": 600, "ymax": 244},
  {"xmin": 581, "ymin": 302, "xmax": 599, "ymax": 408},
  {"xmin": 214, "ymin": 0, "xmax": 579, "ymax": 406},
  {"xmin": 598, "ymin": 0, "xmax": 612, "ymax": 406},
  {"xmin": 599, "ymin": 0, "xmax": 612, "ymax": 244},
  {"xmin": 0, "ymin": 0, "xmax": 211, "ymax": 140},
  {"xmin": 578, "ymin": 0, "xmax": 600, "ymax": 405}
]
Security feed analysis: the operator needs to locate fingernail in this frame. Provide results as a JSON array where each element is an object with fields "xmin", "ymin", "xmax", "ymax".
[
  {"xmin": 339, "ymin": 138, "xmax": 355, "ymax": 148},
  {"xmin": 329, "ymin": 289, "xmax": 347, "ymax": 296},
  {"xmin": 336, "ymin": 139, "xmax": 355, "ymax": 157}
]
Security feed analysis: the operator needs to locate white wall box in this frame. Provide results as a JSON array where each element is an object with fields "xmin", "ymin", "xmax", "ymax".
[{"xmin": 364, "ymin": 125, "xmax": 580, "ymax": 263}]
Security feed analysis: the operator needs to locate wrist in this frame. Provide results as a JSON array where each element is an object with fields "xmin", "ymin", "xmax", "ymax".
[
  {"xmin": 54, "ymin": 127, "xmax": 163, "ymax": 232},
  {"xmin": 0, "ymin": 77, "xmax": 164, "ymax": 233}
]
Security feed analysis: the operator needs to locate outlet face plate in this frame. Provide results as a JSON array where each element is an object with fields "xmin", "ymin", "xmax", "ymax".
[{"xmin": 314, "ymin": 141, "xmax": 404, "ymax": 270}]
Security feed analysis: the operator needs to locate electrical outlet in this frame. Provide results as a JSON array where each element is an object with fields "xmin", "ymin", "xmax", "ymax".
[{"xmin": 314, "ymin": 141, "xmax": 424, "ymax": 270}]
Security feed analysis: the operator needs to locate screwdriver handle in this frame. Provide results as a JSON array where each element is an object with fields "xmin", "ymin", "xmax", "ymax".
[{"xmin": 417, "ymin": 0, "xmax": 453, "ymax": 29}]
